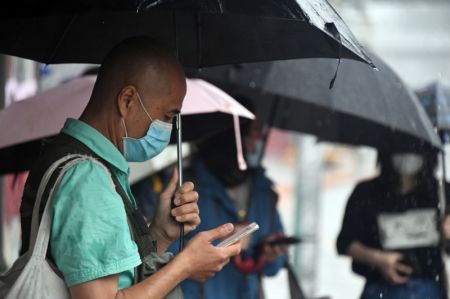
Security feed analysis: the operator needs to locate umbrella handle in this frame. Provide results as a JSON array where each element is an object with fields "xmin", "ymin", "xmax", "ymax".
[{"xmin": 176, "ymin": 113, "xmax": 183, "ymax": 187}]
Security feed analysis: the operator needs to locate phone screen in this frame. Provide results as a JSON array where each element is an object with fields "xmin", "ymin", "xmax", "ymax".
[{"xmin": 217, "ymin": 222, "xmax": 259, "ymax": 247}]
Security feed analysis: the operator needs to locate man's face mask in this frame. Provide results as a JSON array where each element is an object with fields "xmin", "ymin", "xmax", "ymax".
[
  {"xmin": 391, "ymin": 153, "xmax": 424, "ymax": 177},
  {"xmin": 122, "ymin": 93, "xmax": 173, "ymax": 162}
]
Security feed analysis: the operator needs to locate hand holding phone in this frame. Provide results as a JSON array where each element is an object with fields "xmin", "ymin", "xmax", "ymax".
[{"xmin": 217, "ymin": 222, "xmax": 259, "ymax": 247}]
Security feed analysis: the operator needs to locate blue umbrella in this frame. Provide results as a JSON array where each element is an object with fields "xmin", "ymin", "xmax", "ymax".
[{"xmin": 417, "ymin": 82, "xmax": 450, "ymax": 142}]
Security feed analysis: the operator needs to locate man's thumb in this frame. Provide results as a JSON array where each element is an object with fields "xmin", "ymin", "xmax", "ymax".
[
  {"xmin": 206, "ymin": 223, "xmax": 234, "ymax": 241},
  {"xmin": 161, "ymin": 168, "xmax": 179, "ymax": 199}
]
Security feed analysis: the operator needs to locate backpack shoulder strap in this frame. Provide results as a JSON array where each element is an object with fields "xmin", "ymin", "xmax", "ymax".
[
  {"xmin": 57, "ymin": 134, "xmax": 157, "ymax": 258},
  {"xmin": 109, "ymin": 173, "xmax": 157, "ymax": 257}
]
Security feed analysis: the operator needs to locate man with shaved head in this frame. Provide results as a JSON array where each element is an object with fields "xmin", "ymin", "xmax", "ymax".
[{"xmin": 20, "ymin": 37, "xmax": 241, "ymax": 299}]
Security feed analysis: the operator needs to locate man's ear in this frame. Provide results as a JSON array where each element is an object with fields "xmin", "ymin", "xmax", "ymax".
[{"xmin": 117, "ymin": 85, "xmax": 138, "ymax": 118}]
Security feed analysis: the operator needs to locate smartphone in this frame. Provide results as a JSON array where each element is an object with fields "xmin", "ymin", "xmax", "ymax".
[
  {"xmin": 400, "ymin": 252, "xmax": 422, "ymax": 276},
  {"xmin": 267, "ymin": 236, "xmax": 301, "ymax": 246},
  {"xmin": 217, "ymin": 222, "xmax": 260, "ymax": 247}
]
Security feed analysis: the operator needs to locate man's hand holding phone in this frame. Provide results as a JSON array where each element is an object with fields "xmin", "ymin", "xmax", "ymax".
[{"xmin": 176, "ymin": 223, "xmax": 242, "ymax": 282}]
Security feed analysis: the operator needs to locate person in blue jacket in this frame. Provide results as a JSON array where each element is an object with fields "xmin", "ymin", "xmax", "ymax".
[{"xmin": 170, "ymin": 117, "xmax": 288, "ymax": 299}]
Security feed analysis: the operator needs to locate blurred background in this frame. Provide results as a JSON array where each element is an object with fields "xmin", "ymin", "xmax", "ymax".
[{"xmin": 1, "ymin": 1, "xmax": 449, "ymax": 298}]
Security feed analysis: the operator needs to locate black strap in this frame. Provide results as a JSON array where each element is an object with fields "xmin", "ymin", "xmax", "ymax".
[
  {"xmin": 257, "ymin": 274, "xmax": 266, "ymax": 299},
  {"xmin": 261, "ymin": 179, "xmax": 307, "ymax": 299},
  {"xmin": 286, "ymin": 263, "xmax": 307, "ymax": 299},
  {"xmin": 109, "ymin": 174, "xmax": 157, "ymax": 258}
]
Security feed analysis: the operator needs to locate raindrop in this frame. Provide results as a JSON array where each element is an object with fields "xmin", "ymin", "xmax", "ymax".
[
  {"xmin": 249, "ymin": 81, "xmax": 256, "ymax": 88},
  {"xmin": 379, "ymin": 292, "xmax": 383, "ymax": 298}
]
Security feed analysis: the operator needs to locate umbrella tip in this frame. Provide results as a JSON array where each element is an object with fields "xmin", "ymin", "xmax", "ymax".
[{"xmin": 238, "ymin": 159, "xmax": 248, "ymax": 171}]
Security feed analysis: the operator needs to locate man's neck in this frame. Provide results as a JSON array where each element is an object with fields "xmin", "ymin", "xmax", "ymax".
[{"xmin": 80, "ymin": 110, "xmax": 123, "ymax": 155}]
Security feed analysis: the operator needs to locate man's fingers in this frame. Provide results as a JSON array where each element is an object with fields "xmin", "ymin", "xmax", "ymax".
[
  {"xmin": 204, "ymin": 223, "xmax": 234, "ymax": 241},
  {"xmin": 174, "ymin": 190, "xmax": 199, "ymax": 206},
  {"xmin": 222, "ymin": 242, "xmax": 241, "ymax": 257},
  {"xmin": 172, "ymin": 202, "xmax": 199, "ymax": 217},
  {"xmin": 161, "ymin": 168, "xmax": 179, "ymax": 199},
  {"xmin": 184, "ymin": 222, "xmax": 202, "ymax": 233},
  {"xmin": 220, "ymin": 258, "xmax": 231, "ymax": 267},
  {"xmin": 174, "ymin": 213, "xmax": 200, "ymax": 225},
  {"xmin": 178, "ymin": 181, "xmax": 195, "ymax": 194}
]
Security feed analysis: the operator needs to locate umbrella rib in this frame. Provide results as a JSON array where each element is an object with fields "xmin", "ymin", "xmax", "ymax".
[
  {"xmin": 216, "ymin": 0, "xmax": 224, "ymax": 13},
  {"xmin": 372, "ymin": 66, "xmax": 396, "ymax": 148},
  {"xmin": 173, "ymin": 12, "xmax": 179, "ymax": 60},
  {"xmin": 46, "ymin": 14, "xmax": 78, "ymax": 64},
  {"xmin": 325, "ymin": 22, "xmax": 342, "ymax": 89},
  {"xmin": 195, "ymin": 13, "xmax": 203, "ymax": 67}
]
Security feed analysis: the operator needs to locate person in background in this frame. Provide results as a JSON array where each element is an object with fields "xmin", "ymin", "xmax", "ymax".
[
  {"xmin": 337, "ymin": 150, "xmax": 450, "ymax": 299},
  {"xmin": 170, "ymin": 110, "xmax": 288, "ymax": 299},
  {"xmin": 132, "ymin": 170, "xmax": 171, "ymax": 221}
]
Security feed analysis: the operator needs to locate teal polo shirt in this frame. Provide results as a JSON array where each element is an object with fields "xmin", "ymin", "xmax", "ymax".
[{"xmin": 50, "ymin": 118, "xmax": 141, "ymax": 288}]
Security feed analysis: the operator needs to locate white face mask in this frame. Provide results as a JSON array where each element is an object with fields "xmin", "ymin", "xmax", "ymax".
[{"xmin": 391, "ymin": 153, "xmax": 424, "ymax": 177}]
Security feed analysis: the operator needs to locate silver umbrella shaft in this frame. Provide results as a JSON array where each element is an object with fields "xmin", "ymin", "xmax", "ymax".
[
  {"xmin": 176, "ymin": 113, "xmax": 185, "ymax": 250},
  {"xmin": 176, "ymin": 113, "xmax": 183, "ymax": 187}
]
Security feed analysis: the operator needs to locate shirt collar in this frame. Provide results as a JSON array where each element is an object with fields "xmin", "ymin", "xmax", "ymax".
[{"xmin": 61, "ymin": 118, "xmax": 129, "ymax": 174}]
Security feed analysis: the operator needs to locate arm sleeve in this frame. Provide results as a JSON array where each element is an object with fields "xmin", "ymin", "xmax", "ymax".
[
  {"xmin": 50, "ymin": 161, "xmax": 141, "ymax": 287},
  {"xmin": 336, "ymin": 184, "xmax": 366, "ymax": 255}
]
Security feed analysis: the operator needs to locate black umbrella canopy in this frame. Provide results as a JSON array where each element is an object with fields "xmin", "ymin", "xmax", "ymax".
[
  {"xmin": 0, "ymin": 0, "xmax": 374, "ymax": 67},
  {"xmin": 187, "ymin": 54, "xmax": 441, "ymax": 152}
]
